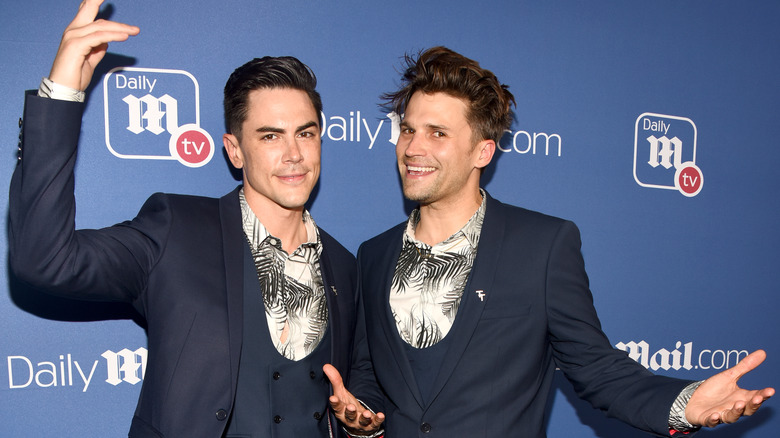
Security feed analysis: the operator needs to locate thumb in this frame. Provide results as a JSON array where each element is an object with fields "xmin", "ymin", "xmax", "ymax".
[
  {"xmin": 323, "ymin": 364, "xmax": 344, "ymax": 389},
  {"xmin": 730, "ymin": 350, "xmax": 767, "ymax": 380}
]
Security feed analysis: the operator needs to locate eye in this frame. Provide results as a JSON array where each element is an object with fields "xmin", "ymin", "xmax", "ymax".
[
  {"xmin": 401, "ymin": 127, "xmax": 414, "ymax": 135},
  {"xmin": 261, "ymin": 133, "xmax": 278, "ymax": 141},
  {"xmin": 298, "ymin": 130, "xmax": 316, "ymax": 138},
  {"xmin": 432, "ymin": 131, "xmax": 446, "ymax": 138}
]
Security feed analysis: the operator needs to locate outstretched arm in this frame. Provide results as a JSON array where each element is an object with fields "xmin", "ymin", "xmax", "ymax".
[
  {"xmin": 9, "ymin": 0, "xmax": 146, "ymax": 300},
  {"xmin": 685, "ymin": 349, "xmax": 774, "ymax": 428},
  {"xmin": 49, "ymin": 0, "xmax": 139, "ymax": 91},
  {"xmin": 323, "ymin": 364, "xmax": 385, "ymax": 437}
]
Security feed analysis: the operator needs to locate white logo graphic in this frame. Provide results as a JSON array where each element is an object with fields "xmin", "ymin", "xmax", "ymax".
[
  {"xmin": 7, "ymin": 354, "xmax": 98, "ymax": 392},
  {"xmin": 615, "ymin": 340, "xmax": 748, "ymax": 371},
  {"xmin": 103, "ymin": 67, "xmax": 214, "ymax": 167},
  {"xmin": 634, "ymin": 113, "xmax": 702, "ymax": 197},
  {"xmin": 102, "ymin": 348, "xmax": 148, "ymax": 386},
  {"xmin": 6, "ymin": 347, "xmax": 148, "ymax": 392}
]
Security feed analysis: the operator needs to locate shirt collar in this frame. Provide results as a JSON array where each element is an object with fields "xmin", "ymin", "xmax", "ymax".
[
  {"xmin": 238, "ymin": 188, "xmax": 321, "ymax": 256},
  {"xmin": 404, "ymin": 189, "xmax": 487, "ymax": 251}
]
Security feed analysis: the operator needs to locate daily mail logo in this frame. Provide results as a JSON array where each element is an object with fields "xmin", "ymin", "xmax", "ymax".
[
  {"xmin": 633, "ymin": 113, "xmax": 703, "ymax": 197},
  {"xmin": 103, "ymin": 67, "xmax": 215, "ymax": 167},
  {"xmin": 7, "ymin": 348, "xmax": 148, "ymax": 393}
]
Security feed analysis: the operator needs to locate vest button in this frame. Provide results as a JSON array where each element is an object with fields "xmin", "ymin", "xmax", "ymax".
[
  {"xmin": 313, "ymin": 411, "xmax": 323, "ymax": 420},
  {"xmin": 420, "ymin": 422, "xmax": 432, "ymax": 433},
  {"xmin": 273, "ymin": 371, "xmax": 281, "ymax": 380},
  {"xmin": 310, "ymin": 371, "xmax": 317, "ymax": 379},
  {"xmin": 215, "ymin": 409, "xmax": 228, "ymax": 421},
  {"xmin": 274, "ymin": 415, "xmax": 283, "ymax": 424}
]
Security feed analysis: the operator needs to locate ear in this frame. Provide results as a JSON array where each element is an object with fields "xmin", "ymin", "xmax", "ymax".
[
  {"xmin": 475, "ymin": 139, "xmax": 495, "ymax": 170},
  {"xmin": 223, "ymin": 133, "xmax": 244, "ymax": 169}
]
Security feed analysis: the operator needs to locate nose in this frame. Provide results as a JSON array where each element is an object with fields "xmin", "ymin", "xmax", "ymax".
[
  {"xmin": 400, "ymin": 131, "xmax": 425, "ymax": 158},
  {"xmin": 283, "ymin": 137, "xmax": 303, "ymax": 163}
]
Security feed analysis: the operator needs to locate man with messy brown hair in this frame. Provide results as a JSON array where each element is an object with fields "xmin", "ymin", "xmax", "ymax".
[{"xmin": 335, "ymin": 46, "xmax": 773, "ymax": 437}]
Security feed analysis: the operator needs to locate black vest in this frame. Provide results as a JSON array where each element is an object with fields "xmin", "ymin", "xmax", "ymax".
[
  {"xmin": 403, "ymin": 336, "xmax": 450, "ymax": 406},
  {"xmin": 402, "ymin": 283, "xmax": 476, "ymax": 407},
  {"xmin": 224, "ymin": 242, "xmax": 332, "ymax": 437}
]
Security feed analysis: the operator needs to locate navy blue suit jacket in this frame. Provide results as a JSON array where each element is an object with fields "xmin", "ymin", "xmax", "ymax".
[
  {"xmin": 9, "ymin": 95, "xmax": 358, "ymax": 437},
  {"xmin": 351, "ymin": 194, "xmax": 692, "ymax": 437}
]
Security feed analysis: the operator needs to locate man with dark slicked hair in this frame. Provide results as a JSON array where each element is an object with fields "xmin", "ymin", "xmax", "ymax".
[{"xmin": 8, "ymin": 1, "xmax": 383, "ymax": 437}]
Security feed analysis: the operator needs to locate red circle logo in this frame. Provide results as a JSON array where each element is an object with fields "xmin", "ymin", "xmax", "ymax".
[
  {"xmin": 675, "ymin": 162, "xmax": 703, "ymax": 197},
  {"xmin": 168, "ymin": 124, "xmax": 214, "ymax": 167}
]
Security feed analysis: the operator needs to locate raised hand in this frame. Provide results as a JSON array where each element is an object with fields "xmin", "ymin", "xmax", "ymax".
[
  {"xmin": 323, "ymin": 364, "xmax": 385, "ymax": 435},
  {"xmin": 686, "ymin": 349, "xmax": 774, "ymax": 427},
  {"xmin": 49, "ymin": 0, "xmax": 139, "ymax": 90}
]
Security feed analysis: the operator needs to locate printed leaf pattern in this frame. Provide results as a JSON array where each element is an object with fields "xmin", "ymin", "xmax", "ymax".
[
  {"xmin": 252, "ymin": 237, "xmax": 327, "ymax": 361},
  {"xmin": 391, "ymin": 204, "xmax": 484, "ymax": 349},
  {"xmin": 241, "ymin": 190, "xmax": 327, "ymax": 361}
]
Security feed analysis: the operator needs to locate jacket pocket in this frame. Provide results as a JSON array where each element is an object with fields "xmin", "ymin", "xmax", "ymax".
[{"xmin": 481, "ymin": 303, "xmax": 531, "ymax": 319}]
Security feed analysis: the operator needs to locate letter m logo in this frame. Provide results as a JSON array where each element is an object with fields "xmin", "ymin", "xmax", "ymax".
[
  {"xmin": 123, "ymin": 94, "xmax": 179, "ymax": 135},
  {"xmin": 102, "ymin": 348, "xmax": 148, "ymax": 386},
  {"xmin": 615, "ymin": 340, "xmax": 650, "ymax": 369},
  {"xmin": 646, "ymin": 135, "xmax": 683, "ymax": 170},
  {"xmin": 103, "ymin": 67, "xmax": 201, "ymax": 161},
  {"xmin": 633, "ymin": 113, "xmax": 698, "ymax": 192}
]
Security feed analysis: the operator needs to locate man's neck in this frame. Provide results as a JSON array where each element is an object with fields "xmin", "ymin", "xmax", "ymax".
[
  {"xmin": 415, "ymin": 189, "xmax": 483, "ymax": 246},
  {"xmin": 245, "ymin": 194, "xmax": 308, "ymax": 254}
]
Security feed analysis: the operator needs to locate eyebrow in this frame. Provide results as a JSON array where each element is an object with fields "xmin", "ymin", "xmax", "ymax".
[
  {"xmin": 295, "ymin": 121, "xmax": 319, "ymax": 133},
  {"xmin": 400, "ymin": 120, "xmax": 449, "ymax": 132},
  {"xmin": 255, "ymin": 120, "xmax": 319, "ymax": 135}
]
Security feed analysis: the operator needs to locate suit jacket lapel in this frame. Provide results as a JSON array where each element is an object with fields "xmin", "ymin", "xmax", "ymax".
[
  {"xmin": 369, "ymin": 226, "xmax": 426, "ymax": 409},
  {"xmin": 219, "ymin": 187, "xmax": 244, "ymax": 399},
  {"xmin": 318, "ymin": 242, "xmax": 343, "ymax": 371},
  {"xmin": 426, "ymin": 193, "xmax": 506, "ymax": 405}
]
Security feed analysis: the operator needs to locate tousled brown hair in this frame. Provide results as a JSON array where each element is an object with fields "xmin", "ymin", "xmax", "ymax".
[{"xmin": 384, "ymin": 46, "xmax": 515, "ymax": 144}]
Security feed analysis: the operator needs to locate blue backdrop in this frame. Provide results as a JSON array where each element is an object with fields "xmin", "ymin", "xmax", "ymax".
[{"xmin": 1, "ymin": 1, "xmax": 778, "ymax": 436}]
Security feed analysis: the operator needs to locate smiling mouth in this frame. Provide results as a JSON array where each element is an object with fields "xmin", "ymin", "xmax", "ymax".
[
  {"xmin": 406, "ymin": 165, "xmax": 435, "ymax": 176},
  {"xmin": 277, "ymin": 172, "xmax": 308, "ymax": 183}
]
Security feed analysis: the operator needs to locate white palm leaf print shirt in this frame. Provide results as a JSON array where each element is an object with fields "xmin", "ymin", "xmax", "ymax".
[
  {"xmin": 390, "ymin": 191, "xmax": 486, "ymax": 349},
  {"xmin": 239, "ymin": 189, "xmax": 327, "ymax": 360}
]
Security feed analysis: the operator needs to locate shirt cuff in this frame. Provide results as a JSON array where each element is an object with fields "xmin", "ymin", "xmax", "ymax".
[
  {"xmin": 346, "ymin": 429, "xmax": 384, "ymax": 438},
  {"xmin": 668, "ymin": 380, "xmax": 704, "ymax": 433},
  {"xmin": 38, "ymin": 77, "xmax": 85, "ymax": 102},
  {"xmin": 343, "ymin": 399, "xmax": 384, "ymax": 438}
]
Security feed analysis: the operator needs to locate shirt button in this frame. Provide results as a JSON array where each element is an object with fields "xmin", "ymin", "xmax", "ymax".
[
  {"xmin": 215, "ymin": 409, "xmax": 228, "ymax": 421},
  {"xmin": 18, "ymin": 118, "xmax": 23, "ymax": 128},
  {"xmin": 420, "ymin": 422, "xmax": 432, "ymax": 433},
  {"xmin": 273, "ymin": 371, "xmax": 281, "ymax": 380},
  {"xmin": 274, "ymin": 415, "xmax": 283, "ymax": 424},
  {"xmin": 313, "ymin": 411, "xmax": 323, "ymax": 420}
]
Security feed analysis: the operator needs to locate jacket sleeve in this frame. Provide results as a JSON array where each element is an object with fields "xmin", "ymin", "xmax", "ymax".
[
  {"xmin": 546, "ymin": 220, "xmax": 692, "ymax": 436},
  {"xmin": 8, "ymin": 93, "xmax": 168, "ymax": 311},
  {"xmin": 345, "ymin": 243, "xmax": 387, "ymax": 414}
]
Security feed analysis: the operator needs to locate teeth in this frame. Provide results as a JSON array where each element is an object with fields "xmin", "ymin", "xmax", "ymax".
[{"xmin": 408, "ymin": 166, "xmax": 435, "ymax": 173}]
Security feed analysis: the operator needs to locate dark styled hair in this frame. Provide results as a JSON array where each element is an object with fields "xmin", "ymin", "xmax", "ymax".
[
  {"xmin": 223, "ymin": 56, "xmax": 322, "ymax": 138},
  {"xmin": 384, "ymin": 46, "xmax": 515, "ymax": 144}
]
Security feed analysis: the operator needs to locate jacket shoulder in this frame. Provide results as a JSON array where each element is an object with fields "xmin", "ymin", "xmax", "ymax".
[
  {"xmin": 138, "ymin": 192, "xmax": 220, "ymax": 217},
  {"xmin": 358, "ymin": 221, "xmax": 406, "ymax": 255},
  {"xmin": 483, "ymin": 196, "xmax": 583, "ymax": 249},
  {"xmin": 493, "ymin": 199, "xmax": 569, "ymax": 228},
  {"xmin": 318, "ymin": 228, "xmax": 356, "ymax": 263}
]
